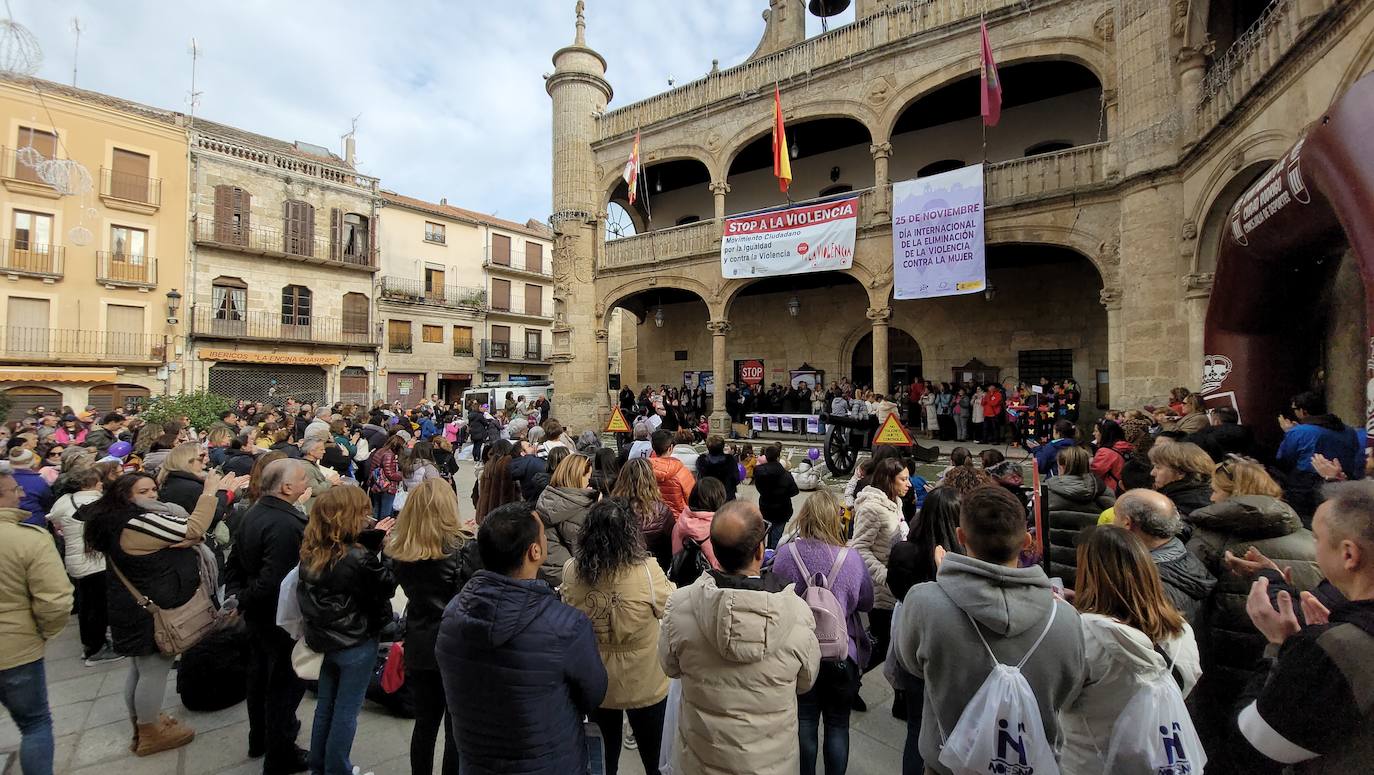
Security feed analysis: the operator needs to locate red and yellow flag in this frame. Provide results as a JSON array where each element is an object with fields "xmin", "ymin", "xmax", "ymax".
[
  {"xmin": 772, "ymin": 85, "xmax": 792, "ymax": 194},
  {"xmin": 622, "ymin": 129, "xmax": 641, "ymax": 205},
  {"xmin": 980, "ymin": 21, "xmax": 1002, "ymax": 127}
]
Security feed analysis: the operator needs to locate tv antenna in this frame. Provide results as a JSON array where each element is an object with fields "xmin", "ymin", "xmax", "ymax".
[
  {"xmin": 187, "ymin": 38, "xmax": 203, "ymax": 119},
  {"xmin": 70, "ymin": 17, "xmax": 80, "ymax": 86}
]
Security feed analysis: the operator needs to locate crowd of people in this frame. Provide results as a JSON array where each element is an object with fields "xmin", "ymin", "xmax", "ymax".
[{"xmin": 0, "ymin": 379, "xmax": 1370, "ymax": 775}]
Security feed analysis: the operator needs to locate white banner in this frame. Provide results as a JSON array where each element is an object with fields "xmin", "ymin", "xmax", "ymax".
[
  {"xmin": 720, "ymin": 195, "xmax": 858, "ymax": 278},
  {"xmin": 892, "ymin": 164, "xmax": 986, "ymax": 299}
]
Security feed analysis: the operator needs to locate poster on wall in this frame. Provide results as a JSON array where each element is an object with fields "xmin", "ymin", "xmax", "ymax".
[
  {"xmin": 720, "ymin": 194, "xmax": 858, "ymax": 278},
  {"xmin": 790, "ymin": 367, "xmax": 824, "ymax": 391},
  {"xmin": 891, "ymin": 164, "xmax": 986, "ymax": 299},
  {"xmin": 736, "ymin": 359, "xmax": 765, "ymax": 387},
  {"xmin": 698, "ymin": 371, "xmax": 714, "ymax": 393}
]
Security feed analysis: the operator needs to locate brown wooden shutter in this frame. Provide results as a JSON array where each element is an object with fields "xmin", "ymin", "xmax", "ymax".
[
  {"xmin": 526, "ymin": 242, "xmax": 543, "ymax": 273},
  {"xmin": 303, "ymin": 203, "xmax": 316, "ymax": 256},
  {"xmin": 214, "ymin": 185, "xmax": 232, "ymax": 242},
  {"xmin": 283, "ymin": 201, "xmax": 296, "ymax": 253},
  {"xmin": 492, "ymin": 234, "xmax": 510, "ymax": 265},
  {"xmin": 330, "ymin": 208, "xmax": 342, "ymax": 261},
  {"xmin": 497, "ymin": 277, "xmax": 513, "ymax": 310},
  {"xmin": 524, "ymin": 283, "xmax": 542, "ymax": 316},
  {"xmin": 236, "ymin": 189, "xmax": 251, "ymax": 243},
  {"xmin": 111, "ymin": 149, "xmax": 151, "ymax": 202}
]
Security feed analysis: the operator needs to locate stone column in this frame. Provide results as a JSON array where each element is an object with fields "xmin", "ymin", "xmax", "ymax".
[
  {"xmin": 1183, "ymin": 273, "xmax": 1213, "ymax": 387},
  {"xmin": 1176, "ymin": 46, "xmax": 1210, "ymax": 143},
  {"xmin": 870, "ymin": 142, "xmax": 892, "ymax": 222},
  {"xmin": 1100, "ymin": 286, "xmax": 1124, "ymax": 406},
  {"xmin": 710, "ymin": 180, "xmax": 731, "ymax": 222},
  {"xmin": 867, "ymin": 306, "xmax": 891, "ymax": 396},
  {"xmin": 595, "ymin": 327, "xmax": 610, "ymax": 426},
  {"xmin": 708, "ymin": 319, "xmax": 731, "ymax": 434}
]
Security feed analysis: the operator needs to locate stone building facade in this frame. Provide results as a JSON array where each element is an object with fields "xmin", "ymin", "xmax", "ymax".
[
  {"xmin": 546, "ymin": 0, "xmax": 1374, "ymax": 434},
  {"xmin": 0, "ymin": 75, "xmax": 190, "ymax": 415},
  {"xmin": 184, "ymin": 124, "xmax": 380, "ymax": 406}
]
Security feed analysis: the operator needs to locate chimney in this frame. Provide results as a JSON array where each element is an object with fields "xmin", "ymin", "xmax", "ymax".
[
  {"xmin": 440, "ymin": 197, "xmax": 447, "ymax": 206},
  {"xmin": 344, "ymin": 135, "xmax": 356, "ymax": 166}
]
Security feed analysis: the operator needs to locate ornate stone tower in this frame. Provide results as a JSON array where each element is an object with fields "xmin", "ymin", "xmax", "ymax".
[{"xmin": 547, "ymin": 1, "xmax": 613, "ymax": 432}]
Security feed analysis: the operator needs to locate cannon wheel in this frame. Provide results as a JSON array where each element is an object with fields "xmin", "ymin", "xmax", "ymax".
[{"xmin": 824, "ymin": 425, "xmax": 858, "ymax": 477}]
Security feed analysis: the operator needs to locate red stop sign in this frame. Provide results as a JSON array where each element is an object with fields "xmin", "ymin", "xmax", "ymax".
[{"xmin": 739, "ymin": 360, "xmax": 764, "ymax": 386}]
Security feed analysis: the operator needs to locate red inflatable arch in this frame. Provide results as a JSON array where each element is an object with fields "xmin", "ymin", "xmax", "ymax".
[{"xmin": 1202, "ymin": 72, "xmax": 1374, "ymax": 451}]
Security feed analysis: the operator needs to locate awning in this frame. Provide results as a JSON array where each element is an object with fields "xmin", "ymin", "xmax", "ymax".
[
  {"xmin": 200, "ymin": 349, "xmax": 340, "ymax": 366},
  {"xmin": 0, "ymin": 369, "xmax": 120, "ymax": 383}
]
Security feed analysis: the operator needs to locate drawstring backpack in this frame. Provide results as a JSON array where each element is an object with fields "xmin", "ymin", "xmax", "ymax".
[
  {"xmin": 936, "ymin": 596, "xmax": 1062, "ymax": 775},
  {"xmin": 1099, "ymin": 642, "xmax": 1206, "ymax": 775}
]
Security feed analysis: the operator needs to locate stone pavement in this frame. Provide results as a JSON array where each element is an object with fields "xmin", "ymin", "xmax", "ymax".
[{"xmin": 0, "ymin": 451, "xmax": 930, "ymax": 774}]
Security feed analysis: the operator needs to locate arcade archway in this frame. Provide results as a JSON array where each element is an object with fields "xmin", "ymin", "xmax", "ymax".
[{"xmin": 852, "ymin": 329, "xmax": 922, "ymax": 390}]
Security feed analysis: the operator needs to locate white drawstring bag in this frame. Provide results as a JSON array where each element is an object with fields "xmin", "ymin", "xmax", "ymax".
[
  {"xmin": 1102, "ymin": 650, "xmax": 1206, "ymax": 775},
  {"xmin": 937, "ymin": 602, "xmax": 1061, "ymax": 775},
  {"xmin": 657, "ymin": 678, "xmax": 683, "ymax": 775}
]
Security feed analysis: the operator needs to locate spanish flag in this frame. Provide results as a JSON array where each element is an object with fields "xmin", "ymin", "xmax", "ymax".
[
  {"xmin": 772, "ymin": 85, "xmax": 791, "ymax": 194},
  {"xmin": 622, "ymin": 129, "xmax": 641, "ymax": 205}
]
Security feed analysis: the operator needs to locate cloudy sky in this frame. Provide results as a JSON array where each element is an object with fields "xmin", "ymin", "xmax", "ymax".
[{"xmin": 19, "ymin": 0, "xmax": 853, "ymax": 224}]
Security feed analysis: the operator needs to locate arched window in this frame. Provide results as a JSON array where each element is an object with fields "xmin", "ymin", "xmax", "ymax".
[
  {"xmin": 342, "ymin": 292, "xmax": 369, "ymax": 336},
  {"xmin": 917, "ymin": 159, "xmax": 965, "ymax": 178},
  {"xmin": 281, "ymin": 285, "xmax": 312, "ymax": 328},
  {"xmin": 212, "ymin": 276, "xmax": 247, "ymax": 321},
  {"xmin": 819, "ymin": 184, "xmax": 853, "ymax": 197},
  {"xmin": 1024, "ymin": 140, "xmax": 1074, "ymax": 157}
]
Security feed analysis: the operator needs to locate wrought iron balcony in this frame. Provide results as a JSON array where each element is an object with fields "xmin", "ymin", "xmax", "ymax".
[
  {"xmin": 191, "ymin": 306, "xmax": 378, "ymax": 348},
  {"xmin": 483, "ymin": 248, "xmax": 551, "ymax": 276},
  {"xmin": 194, "ymin": 218, "xmax": 377, "ymax": 270},
  {"xmin": 101, "ymin": 167, "xmax": 161, "ymax": 208},
  {"xmin": 0, "ymin": 240, "xmax": 64, "ymax": 279},
  {"xmin": 482, "ymin": 339, "xmax": 550, "ymax": 364},
  {"xmin": 96, "ymin": 252, "xmax": 158, "ymax": 288},
  {"xmin": 487, "ymin": 297, "xmax": 553, "ymax": 320},
  {"xmin": 0, "ymin": 326, "xmax": 164, "ymax": 364},
  {"xmin": 378, "ymin": 276, "xmax": 486, "ymax": 310}
]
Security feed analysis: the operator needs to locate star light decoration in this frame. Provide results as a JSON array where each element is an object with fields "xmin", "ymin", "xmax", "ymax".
[{"xmin": 0, "ymin": 10, "xmax": 41, "ymax": 77}]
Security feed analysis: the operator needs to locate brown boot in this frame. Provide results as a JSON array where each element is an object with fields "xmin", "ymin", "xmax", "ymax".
[
  {"xmin": 134, "ymin": 717, "xmax": 195, "ymax": 756},
  {"xmin": 128, "ymin": 716, "xmax": 139, "ymax": 752}
]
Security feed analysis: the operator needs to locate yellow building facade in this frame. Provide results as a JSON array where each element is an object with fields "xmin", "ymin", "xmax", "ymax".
[{"xmin": 0, "ymin": 75, "xmax": 189, "ymax": 415}]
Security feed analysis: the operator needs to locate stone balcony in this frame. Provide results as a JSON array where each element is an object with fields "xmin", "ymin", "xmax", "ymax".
[{"xmin": 600, "ymin": 142, "xmax": 1112, "ymax": 272}]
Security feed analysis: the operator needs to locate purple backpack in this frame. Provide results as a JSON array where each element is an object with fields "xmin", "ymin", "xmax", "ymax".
[{"xmin": 786, "ymin": 543, "xmax": 851, "ymax": 661}]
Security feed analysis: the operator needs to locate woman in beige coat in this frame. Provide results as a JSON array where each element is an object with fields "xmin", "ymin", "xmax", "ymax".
[{"xmin": 562, "ymin": 498, "xmax": 673, "ymax": 775}]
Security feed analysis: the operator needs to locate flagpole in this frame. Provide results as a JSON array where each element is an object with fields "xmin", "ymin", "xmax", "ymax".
[{"xmin": 981, "ymin": 13, "xmax": 988, "ymax": 164}]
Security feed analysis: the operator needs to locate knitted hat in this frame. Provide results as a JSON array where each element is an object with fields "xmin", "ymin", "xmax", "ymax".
[{"xmin": 8, "ymin": 448, "xmax": 36, "ymax": 468}]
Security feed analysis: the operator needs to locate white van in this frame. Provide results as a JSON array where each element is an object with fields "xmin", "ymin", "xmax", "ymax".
[{"xmin": 461, "ymin": 381, "xmax": 554, "ymax": 414}]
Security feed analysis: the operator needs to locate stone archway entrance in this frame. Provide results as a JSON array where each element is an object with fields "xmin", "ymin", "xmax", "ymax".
[{"xmin": 852, "ymin": 329, "xmax": 922, "ymax": 390}]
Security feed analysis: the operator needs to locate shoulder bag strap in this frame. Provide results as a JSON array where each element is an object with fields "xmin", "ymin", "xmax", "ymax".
[
  {"xmin": 108, "ymin": 560, "xmax": 154, "ymax": 609},
  {"xmin": 786, "ymin": 541, "xmax": 811, "ymax": 579},
  {"xmin": 824, "ymin": 546, "xmax": 849, "ymax": 587},
  {"xmin": 1153, "ymin": 642, "xmax": 1186, "ymax": 689}
]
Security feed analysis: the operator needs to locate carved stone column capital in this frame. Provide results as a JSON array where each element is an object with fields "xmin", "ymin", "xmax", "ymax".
[
  {"xmin": 869, "ymin": 142, "xmax": 893, "ymax": 160},
  {"xmin": 1184, "ymin": 272, "xmax": 1215, "ymax": 298},
  {"xmin": 1098, "ymin": 287, "xmax": 1123, "ymax": 310},
  {"xmin": 594, "ymin": 328, "xmax": 609, "ymax": 343},
  {"xmin": 708, "ymin": 180, "xmax": 732, "ymax": 196},
  {"xmin": 706, "ymin": 319, "xmax": 732, "ymax": 336},
  {"xmin": 866, "ymin": 306, "xmax": 892, "ymax": 323}
]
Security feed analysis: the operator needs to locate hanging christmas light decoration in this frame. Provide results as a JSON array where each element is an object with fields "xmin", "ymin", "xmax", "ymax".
[
  {"xmin": 14, "ymin": 144, "xmax": 41, "ymax": 168},
  {"xmin": 0, "ymin": 2, "xmax": 41, "ymax": 77},
  {"xmin": 36, "ymin": 157, "xmax": 92, "ymax": 196}
]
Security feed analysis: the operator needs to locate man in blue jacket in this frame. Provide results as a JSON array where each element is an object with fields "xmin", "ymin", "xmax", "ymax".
[
  {"xmin": 1033, "ymin": 419, "xmax": 1078, "ymax": 476},
  {"xmin": 437, "ymin": 502, "xmax": 607, "ymax": 775}
]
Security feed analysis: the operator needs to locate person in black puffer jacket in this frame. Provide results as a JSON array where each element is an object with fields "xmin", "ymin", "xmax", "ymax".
[
  {"xmin": 694, "ymin": 435, "xmax": 740, "ymax": 501},
  {"xmin": 386, "ymin": 479, "xmax": 482, "ymax": 775},
  {"xmin": 297, "ymin": 486, "xmax": 397, "ymax": 775},
  {"xmin": 508, "ymin": 443, "xmax": 550, "ymax": 503},
  {"xmin": 437, "ymin": 502, "xmax": 607, "ymax": 775},
  {"xmin": 1044, "ymin": 446, "xmax": 1115, "ymax": 588},
  {"xmin": 157, "ymin": 443, "xmax": 238, "ymax": 562},
  {"xmin": 1149, "ymin": 441, "xmax": 1216, "ymax": 519},
  {"xmin": 752, "ymin": 444, "xmax": 799, "ymax": 549},
  {"xmin": 220, "ymin": 442, "xmax": 259, "ymax": 477}
]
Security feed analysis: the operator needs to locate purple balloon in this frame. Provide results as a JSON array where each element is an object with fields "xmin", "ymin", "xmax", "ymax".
[
  {"xmin": 808, "ymin": 447, "xmax": 820, "ymax": 461},
  {"xmin": 107, "ymin": 441, "xmax": 132, "ymax": 459},
  {"xmin": 738, "ymin": 463, "xmax": 747, "ymax": 480}
]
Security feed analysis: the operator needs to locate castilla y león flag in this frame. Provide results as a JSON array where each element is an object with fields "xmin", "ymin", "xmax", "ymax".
[
  {"xmin": 980, "ymin": 21, "xmax": 1001, "ymax": 127},
  {"xmin": 772, "ymin": 85, "xmax": 792, "ymax": 193}
]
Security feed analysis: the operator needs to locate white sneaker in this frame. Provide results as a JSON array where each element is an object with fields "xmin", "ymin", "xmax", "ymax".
[
  {"xmin": 351, "ymin": 767, "xmax": 374, "ymax": 775},
  {"xmin": 623, "ymin": 718, "xmax": 637, "ymax": 750}
]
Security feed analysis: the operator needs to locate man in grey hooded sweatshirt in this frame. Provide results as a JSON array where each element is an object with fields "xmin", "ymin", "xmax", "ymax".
[{"xmin": 894, "ymin": 485, "xmax": 1085, "ymax": 775}]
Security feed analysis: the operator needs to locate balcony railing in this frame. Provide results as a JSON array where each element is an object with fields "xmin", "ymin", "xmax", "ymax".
[
  {"xmin": 0, "ymin": 326, "xmax": 164, "ymax": 364},
  {"xmin": 1, "ymin": 146, "xmax": 49, "ymax": 186},
  {"xmin": 101, "ymin": 167, "xmax": 161, "ymax": 207},
  {"xmin": 600, "ymin": 143, "xmax": 1112, "ymax": 271},
  {"xmin": 482, "ymin": 339, "xmax": 550, "ymax": 363},
  {"xmin": 96, "ymin": 252, "xmax": 157, "ymax": 287},
  {"xmin": 1196, "ymin": 0, "xmax": 1326, "ymax": 134},
  {"xmin": 984, "ymin": 142, "xmax": 1110, "ymax": 206},
  {"xmin": 388, "ymin": 338, "xmax": 413, "ymax": 353},
  {"xmin": 454, "ymin": 340, "xmax": 475, "ymax": 357},
  {"xmin": 487, "ymin": 297, "xmax": 553, "ymax": 319},
  {"xmin": 484, "ymin": 248, "xmax": 551, "ymax": 276},
  {"xmin": 379, "ymin": 276, "xmax": 486, "ymax": 309},
  {"xmin": 191, "ymin": 307, "xmax": 378, "ymax": 347},
  {"xmin": 596, "ymin": 0, "xmax": 1022, "ymax": 141},
  {"xmin": 193, "ymin": 133, "xmax": 376, "ymax": 191},
  {"xmin": 0, "ymin": 240, "xmax": 64, "ymax": 278},
  {"xmin": 194, "ymin": 218, "xmax": 377, "ymax": 269}
]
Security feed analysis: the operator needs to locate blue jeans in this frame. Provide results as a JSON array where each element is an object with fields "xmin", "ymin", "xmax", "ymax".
[
  {"xmin": 371, "ymin": 491, "xmax": 395, "ymax": 519},
  {"xmin": 0, "ymin": 659, "xmax": 54, "ymax": 775},
  {"xmin": 309, "ymin": 640, "xmax": 376, "ymax": 775},
  {"xmin": 798, "ymin": 658, "xmax": 858, "ymax": 775}
]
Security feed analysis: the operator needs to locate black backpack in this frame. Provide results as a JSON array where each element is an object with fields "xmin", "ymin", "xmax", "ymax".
[
  {"xmin": 177, "ymin": 627, "xmax": 250, "ymax": 711},
  {"xmin": 668, "ymin": 537, "xmax": 711, "ymax": 586}
]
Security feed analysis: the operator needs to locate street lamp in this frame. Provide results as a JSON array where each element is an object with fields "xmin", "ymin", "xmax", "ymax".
[
  {"xmin": 983, "ymin": 282, "xmax": 997, "ymax": 302},
  {"xmin": 654, "ymin": 306, "xmax": 664, "ymax": 327},
  {"xmin": 165, "ymin": 288, "xmax": 182, "ymax": 324},
  {"xmin": 787, "ymin": 295, "xmax": 801, "ymax": 317}
]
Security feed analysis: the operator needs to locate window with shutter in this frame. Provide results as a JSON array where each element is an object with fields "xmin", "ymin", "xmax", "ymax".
[
  {"xmin": 388, "ymin": 320, "xmax": 412, "ymax": 353},
  {"xmin": 10, "ymin": 211, "xmax": 55, "ymax": 274},
  {"xmin": 422, "ymin": 325, "xmax": 443, "ymax": 344},
  {"xmin": 214, "ymin": 186, "xmax": 250, "ymax": 245},
  {"xmin": 491, "ymin": 279, "xmax": 511, "ymax": 311},
  {"xmin": 491, "ymin": 234, "xmax": 511, "ymax": 266},
  {"xmin": 526, "ymin": 242, "xmax": 543, "ymax": 273},
  {"xmin": 453, "ymin": 325, "xmax": 473, "ymax": 356},
  {"xmin": 330, "ymin": 208, "xmax": 342, "ymax": 261},
  {"xmin": 110, "ymin": 149, "xmax": 151, "ymax": 203},
  {"xmin": 6, "ymin": 297, "xmax": 50, "ymax": 356},
  {"xmin": 525, "ymin": 329, "xmax": 543, "ymax": 360},
  {"xmin": 424, "ymin": 267, "xmax": 445, "ymax": 299},
  {"xmin": 524, "ymin": 284, "xmax": 542, "ymax": 317},
  {"xmin": 14, "ymin": 127, "xmax": 56, "ymax": 185},
  {"xmin": 105, "ymin": 304, "xmax": 145, "ymax": 357},
  {"xmin": 490, "ymin": 325, "xmax": 510, "ymax": 359},
  {"xmin": 343, "ymin": 213, "xmax": 369, "ymax": 264},
  {"xmin": 342, "ymin": 292, "xmax": 369, "ymax": 337},
  {"xmin": 211, "ymin": 277, "xmax": 247, "ymax": 336},
  {"xmin": 281, "ymin": 285, "xmax": 312, "ymax": 338},
  {"xmin": 283, "ymin": 201, "xmax": 315, "ymax": 257}
]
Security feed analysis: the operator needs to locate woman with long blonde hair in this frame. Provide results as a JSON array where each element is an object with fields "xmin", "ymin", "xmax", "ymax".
[
  {"xmin": 612, "ymin": 457, "xmax": 674, "ymax": 569},
  {"xmin": 387, "ymin": 478, "xmax": 477, "ymax": 775},
  {"xmin": 298, "ymin": 486, "xmax": 396, "ymax": 775},
  {"xmin": 1061, "ymin": 525, "xmax": 1200, "ymax": 774},
  {"xmin": 535, "ymin": 453, "xmax": 598, "ymax": 586},
  {"xmin": 772, "ymin": 489, "xmax": 874, "ymax": 775}
]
